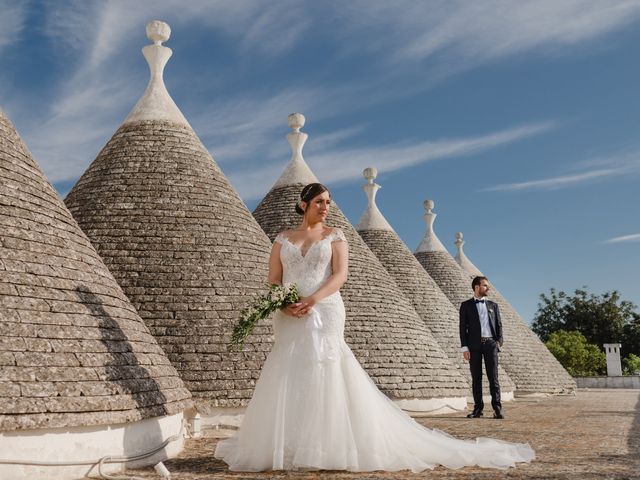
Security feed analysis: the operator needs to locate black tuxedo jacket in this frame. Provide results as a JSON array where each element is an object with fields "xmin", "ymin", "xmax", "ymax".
[{"xmin": 459, "ymin": 298, "xmax": 503, "ymax": 351}]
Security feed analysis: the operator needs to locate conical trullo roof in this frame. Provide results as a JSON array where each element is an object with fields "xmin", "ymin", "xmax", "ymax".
[
  {"xmin": 253, "ymin": 114, "xmax": 469, "ymax": 412},
  {"xmin": 0, "ymin": 107, "xmax": 192, "ymax": 430},
  {"xmin": 355, "ymin": 169, "xmax": 515, "ymax": 398},
  {"xmin": 64, "ymin": 21, "xmax": 273, "ymax": 415},
  {"xmin": 414, "ymin": 200, "xmax": 576, "ymax": 394}
]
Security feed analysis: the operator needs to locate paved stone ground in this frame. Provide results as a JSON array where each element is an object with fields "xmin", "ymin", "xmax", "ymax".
[{"xmin": 126, "ymin": 389, "xmax": 640, "ymax": 479}]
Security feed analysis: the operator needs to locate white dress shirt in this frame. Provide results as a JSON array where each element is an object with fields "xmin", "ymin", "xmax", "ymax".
[
  {"xmin": 461, "ymin": 296, "xmax": 493, "ymax": 352},
  {"xmin": 475, "ymin": 297, "xmax": 494, "ymax": 338}
]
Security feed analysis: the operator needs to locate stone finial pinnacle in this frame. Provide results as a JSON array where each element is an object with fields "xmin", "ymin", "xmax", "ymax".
[
  {"xmin": 424, "ymin": 199, "xmax": 435, "ymax": 214},
  {"xmin": 356, "ymin": 167, "xmax": 393, "ymax": 232},
  {"xmin": 146, "ymin": 20, "xmax": 171, "ymax": 45},
  {"xmin": 286, "ymin": 114, "xmax": 308, "ymax": 158},
  {"xmin": 288, "ymin": 113, "xmax": 305, "ymax": 133},
  {"xmin": 415, "ymin": 198, "xmax": 447, "ymax": 253},
  {"xmin": 454, "ymin": 231, "xmax": 466, "ymax": 261},
  {"xmin": 453, "ymin": 231, "xmax": 483, "ymax": 276},
  {"xmin": 274, "ymin": 113, "xmax": 318, "ymax": 187},
  {"xmin": 363, "ymin": 167, "xmax": 378, "ymax": 184},
  {"xmin": 122, "ymin": 20, "xmax": 189, "ymax": 126}
]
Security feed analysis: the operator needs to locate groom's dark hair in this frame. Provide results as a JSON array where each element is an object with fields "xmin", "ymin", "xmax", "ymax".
[
  {"xmin": 471, "ymin": 276, "xmax": 488, "ymax": 290},
  {"xmin": 295, "ymin": 183, "xmax": 331, "ymax": 215}
]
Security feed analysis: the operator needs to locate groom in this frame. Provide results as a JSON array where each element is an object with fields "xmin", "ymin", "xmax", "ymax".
[{"xmin": 459, "ymin": 276, "xmax": 504, "ymax": 419}]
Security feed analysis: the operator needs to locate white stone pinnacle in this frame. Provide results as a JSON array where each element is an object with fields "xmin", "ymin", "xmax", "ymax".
[
  {"xmin": 146, "ymin": 20, "xmax": 170, "ymax": 45},
  {"xmin": 356, "ymin": 167, "xmax": 394, "ymax": 232},
  {"xmin": 288, "ymin": 112, "xmax": 305, "ymax": 132},
  {"xmin": 123, "ymin": 20, "xmax": 190, "ymax": 127},
  {"xmin": 415, "ymin": 199, "xmax": 447, "ymax": 253},
  {"xmin": 454, "ymin": 231, "xmax": 483, "ymax": 276},
  {"xmin": 273, "ymin": 113, "xmax": 319, "ymax": 188}
]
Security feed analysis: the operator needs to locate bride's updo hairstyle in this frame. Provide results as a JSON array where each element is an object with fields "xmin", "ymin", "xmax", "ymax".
[{"xmin": 295, "ymin": 183, "xmax": 330, "ymax": 215}]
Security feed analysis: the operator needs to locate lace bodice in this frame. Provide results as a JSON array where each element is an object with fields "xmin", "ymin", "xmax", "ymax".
[{"xmin": 275, "ymin": 228, "xmax": 347, "ymax": 298}]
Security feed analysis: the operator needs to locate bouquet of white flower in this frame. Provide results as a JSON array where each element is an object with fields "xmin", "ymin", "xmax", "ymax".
[{"xmin": 229, "ymin": 283, "xmax": 301, "ymax": 350}]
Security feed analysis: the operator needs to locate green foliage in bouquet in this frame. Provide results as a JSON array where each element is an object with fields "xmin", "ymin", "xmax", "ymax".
[{"xmin": 229, "ymin": 283, "xmax": 300, "ymax": 350}]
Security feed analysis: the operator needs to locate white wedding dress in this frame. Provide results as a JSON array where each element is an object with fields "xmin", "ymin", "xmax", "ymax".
[{"xmin": 214, "ymin": 228, "xmax": 534, "ymax": 472}]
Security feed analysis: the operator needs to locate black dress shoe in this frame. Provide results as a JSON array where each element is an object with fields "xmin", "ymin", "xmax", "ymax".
[
  {"xmin": 493, "ymin": 410, "xmax": 504, "ymax": 419},
  {"xmin": 466, "ymin": 409, "xmax": 483, "ymax": 418}
]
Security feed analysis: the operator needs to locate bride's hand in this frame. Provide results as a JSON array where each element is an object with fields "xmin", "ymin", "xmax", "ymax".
[
  {"xmin": 282, "ymin": 303, "xmax": 302, "ymax": 317},
  {"xmin": 294, "ymin": 297, "xmax": 316, "ymax": 317}
]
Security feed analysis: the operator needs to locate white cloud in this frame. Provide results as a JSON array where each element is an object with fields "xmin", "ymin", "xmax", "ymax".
[
  {"xmin": 0, "ymin": 0, "xmax": 28, "ymax": 52},
  {"xmin": 191, "ymin": 86, "xmax": 370, "ymax": 166},
  {"xmin": 605, "ymin": 233, "xmax": 640, "ymax": 244},
  {"xmin": 26, "ymin": 73, "xmax": 139, "ymax": 183},
  {"xmin": 227, "ymin": 121, "xmax": 555, "ymax": 199},
  {"xmin": 340, "ymin": 1, "xmax": 640, "ymax": 67},
  {"xmin": 484, "ymin": 149, "xmax": 640, "ymax": 192},
  {"xmin": 313, "ymin": 122, "xmax": 556, "ymax": 185},
  {"xmin": 13, "ymin": 0, "xmax": 640, "ymax": 195},
  {"xmin": 43, "ymin": 1, "xmax": 98, "ymax": 57},
  {"xmin": 238, "ymin": 7, "xmax": 311, "ymax": 55},
  {"xmin": 484, "ymin": 169, "xmax": 621, "ymax": 192},
  {"xmin": 43, "ymin": 1, "xmax": 309, "ymax": 65}
]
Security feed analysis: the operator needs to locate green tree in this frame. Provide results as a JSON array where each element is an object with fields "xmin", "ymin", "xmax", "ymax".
[
  {"xmin": 532, "ymin": 287, "xmax": 640, "ymax": 364},
  {"xmin": 622, "ymin": 314, "xmax": 640, "ymax": 361},
  {"xmin": 545, "ymin": 330, "xmax": 606, "ymax": 376},
  {"xmin": 623, "ymin": 354, "xmax": 640, "ymax": 375}
]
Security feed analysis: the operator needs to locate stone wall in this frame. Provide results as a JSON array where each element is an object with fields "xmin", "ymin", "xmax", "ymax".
[{"xmin": 574, "ymin": 376, "xmax": 640, "ymax": 389}]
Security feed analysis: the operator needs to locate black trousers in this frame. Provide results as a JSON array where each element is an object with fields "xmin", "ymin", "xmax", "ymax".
[{"xmin": 469, "ymin": 339, "xmax": 501, "ymax": 411}]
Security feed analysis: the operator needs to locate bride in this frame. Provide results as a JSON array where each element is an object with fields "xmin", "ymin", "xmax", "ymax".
[{"xmin": 214, "ymin": 183, "xmax": 535, "ymax": 472}]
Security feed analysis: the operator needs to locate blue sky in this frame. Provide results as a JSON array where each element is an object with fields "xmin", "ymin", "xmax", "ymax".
[{"xmin": 1, "ymin": 1, "xmax": 639, "ymax": 325}]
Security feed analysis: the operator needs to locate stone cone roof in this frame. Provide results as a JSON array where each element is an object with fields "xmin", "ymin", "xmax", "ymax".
[
  {"xmin": 415, "ymin": 202, "xmax": 576, "ymax": 394},
  {"xmin": 252, "ymin": 116, "xmax": 469, "ymax": 401},
  {"xmin": 0, "ymin": 108, "xmax": 192, "ymax": 431},
  {"xmin": 355, "ymin": 170, "xmax": 515, "ymax": 394},
  {"xmin": 64, "ymin": 23, "xmax": 273, "ymax": 412}
]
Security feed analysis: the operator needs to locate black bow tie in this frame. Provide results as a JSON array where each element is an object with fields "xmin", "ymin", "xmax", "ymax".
[{"xmin": 474, "ymin": 299, "xmax": 485, "ymax": 304}]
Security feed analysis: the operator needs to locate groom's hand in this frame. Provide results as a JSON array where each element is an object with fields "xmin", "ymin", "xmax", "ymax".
[{"xmin": 463, "ymin": 351, "xmax": 470, "ymax": 362}]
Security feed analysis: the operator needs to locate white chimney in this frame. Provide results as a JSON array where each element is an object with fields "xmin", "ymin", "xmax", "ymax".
[{"xmin": 603, "ymin": 343, "xmax": 622, "ymax": 376}]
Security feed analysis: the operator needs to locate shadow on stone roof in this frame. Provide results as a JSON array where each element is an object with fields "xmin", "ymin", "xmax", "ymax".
[{"xmin": 74, "ymin": 284, "xmax": 168, "ymax": 417}]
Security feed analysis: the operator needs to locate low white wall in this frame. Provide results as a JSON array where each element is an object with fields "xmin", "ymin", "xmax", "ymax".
[
  {"xmin": 575, "ymin": 376, "xmax": 640, "ymax": 389},
  {"xmin": 0, "ymin": 411, "xmax": 185, "ymax": 480}
]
